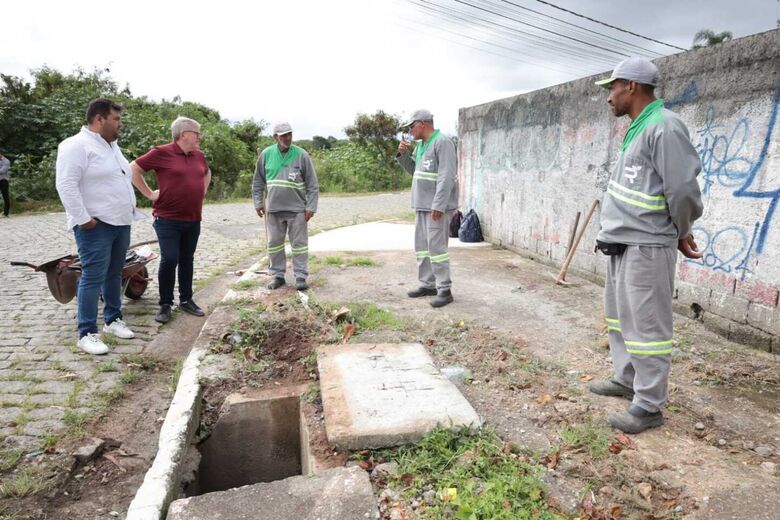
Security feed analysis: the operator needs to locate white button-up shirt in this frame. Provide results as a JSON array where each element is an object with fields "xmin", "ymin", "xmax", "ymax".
[{"xmin": 56, "ymin": 126, "xmax": 138, "ymax": 230}]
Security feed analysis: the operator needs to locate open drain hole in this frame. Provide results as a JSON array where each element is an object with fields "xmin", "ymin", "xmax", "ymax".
[{"xmin": 185, "ymin": 394, "xmax": 305, "ymax": 496}]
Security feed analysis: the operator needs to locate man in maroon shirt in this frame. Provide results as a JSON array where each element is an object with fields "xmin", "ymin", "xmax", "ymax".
[{"xmin": 130, "ymin": 116, "xmax": 211, "ymax": 323}]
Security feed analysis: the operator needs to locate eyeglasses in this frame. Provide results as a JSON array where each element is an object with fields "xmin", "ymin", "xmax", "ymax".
[
  {"xmin": 409, "ymin": 121, "xmax": 421, "ymax": 129},
  {"xmin": 184, "ymin": 130, "xmax": 202, "ymax": 138}
]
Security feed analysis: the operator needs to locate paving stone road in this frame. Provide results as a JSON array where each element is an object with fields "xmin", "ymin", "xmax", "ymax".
[{"xmin": 0, "ymin": 193, "xmax": 410, "ymax": 450}]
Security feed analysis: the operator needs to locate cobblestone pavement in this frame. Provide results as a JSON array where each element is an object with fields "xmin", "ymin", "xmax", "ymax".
[{"xmin": 0, "ymin": 192, "xmax": 410, "ymax": 450}]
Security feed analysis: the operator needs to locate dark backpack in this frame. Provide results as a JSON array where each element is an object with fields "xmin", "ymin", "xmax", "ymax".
[
  {"xmin": 449, "ymin": 210, "xmax": 463, "ymax": 238},
  {"xmin": 458, "ymin": 210, "xmax": 483, "ymax": 243}
]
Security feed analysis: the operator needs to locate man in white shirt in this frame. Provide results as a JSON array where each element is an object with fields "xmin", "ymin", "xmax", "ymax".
[{"xmin": 56, "ymin": 98, "xmax": 137, "ymax": 355}]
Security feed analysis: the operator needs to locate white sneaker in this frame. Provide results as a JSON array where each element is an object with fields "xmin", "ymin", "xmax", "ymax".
[
  {"xmin": 78, "ymin": 333, "xmax": 109, "ymax": 355},
  {"xmin": 103, "ymin": 318, "xmax": 135, "ymax": 339}
]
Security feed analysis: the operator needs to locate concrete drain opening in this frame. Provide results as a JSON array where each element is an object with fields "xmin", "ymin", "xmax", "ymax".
[{"xmin": 184, "ymin": 389, "xmax": 310, "ymax": 496}]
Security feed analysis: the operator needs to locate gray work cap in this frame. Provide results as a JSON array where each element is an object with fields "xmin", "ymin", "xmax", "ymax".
[
  {"xmin": 400, "ymin": 109, "xmax": 434, "ymax": 129},
  {"xmin": 272, "ymin": 122, "xmax": 293, "ymax": 135},
  {"xmin": 595, "ymin": 57, "xmax": 660, "ymax": 87}
]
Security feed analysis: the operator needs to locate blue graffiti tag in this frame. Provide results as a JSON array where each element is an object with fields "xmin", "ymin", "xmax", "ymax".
[
  {"xmin": 689, "ymin": 79, "xmax": 780, "ymax": 275},
  {"xmin": 696, "ymin": 107, "xmax": 755, "ymax": 194},
  {"xmin": 687, "ymin": 222, "xmax": 760, "ymax": 280}
]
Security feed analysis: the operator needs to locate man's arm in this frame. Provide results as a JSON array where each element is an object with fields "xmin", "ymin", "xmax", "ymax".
[
  {"xmin": 431, "ymin": 138, "xmax": 457, "ymax": 220},
  {"xmin": 130, "ymin": 161, "xmax": 159, "ymax": 201},
  {"xmin": 303, "ymin": 153, "xmax": 319, "ymax": 221},
  {"xmin": 654, "ymin": 119, "xmax": 704, "ymax": 240},
  {"xmin": 0, "ymin": 158, "xmax": 9, "ymax": 176},
  {"xmin": 55, "ymin": 140, "xmax": 93, "ymax": 227},
  {"xmin": 204, "ymin": 168, "xmax": 212, "ymax": 198},
  {"xmin": 252, "ymin": 153, "xmax": 267, "ymax": 217},
  {"xmin": 396, "ymin": 141, "xmax": 416, "ymax": 175}
]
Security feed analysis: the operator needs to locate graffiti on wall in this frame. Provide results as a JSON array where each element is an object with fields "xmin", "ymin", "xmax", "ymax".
[{"xmin": 685, "ymin": 80, "xmax": 780, "ymax": 280}]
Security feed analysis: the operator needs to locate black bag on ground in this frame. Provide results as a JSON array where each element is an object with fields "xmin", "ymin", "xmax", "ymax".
[
  {"xmin": 449, "ymin": 210, "xmax": 463, "ymax": 238},
  {"xmin": 458, "ymin": 209, "xmax": 483, "ymax": 242}
]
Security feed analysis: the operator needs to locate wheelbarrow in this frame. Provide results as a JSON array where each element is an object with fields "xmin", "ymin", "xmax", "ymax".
[{"xmin": 11, "ymin": 240, "xmax": 159, "ymax": 304}]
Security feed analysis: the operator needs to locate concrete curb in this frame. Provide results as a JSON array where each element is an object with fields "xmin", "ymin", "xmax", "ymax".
[{"xmin": 126, "ymin": 261, "xmax": 267, "ymax": 520}]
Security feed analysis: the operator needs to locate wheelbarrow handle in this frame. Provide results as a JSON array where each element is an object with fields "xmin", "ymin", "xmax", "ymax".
[{"xmin": 10, "ymin": 261, "xmax": 38, "ymax": 269}]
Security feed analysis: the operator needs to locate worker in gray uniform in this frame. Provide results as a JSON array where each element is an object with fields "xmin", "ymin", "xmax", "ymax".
[
  {"xmin": 252, "ymin": 122, "xmax": 319, "ymax": 291},
  {"xmin": 590, "ymin": 57, "xmax": 704, "ymax": 433},
  {"xmin": 396, "ymin": 109, "xmax": 458, "ymax": 308}
]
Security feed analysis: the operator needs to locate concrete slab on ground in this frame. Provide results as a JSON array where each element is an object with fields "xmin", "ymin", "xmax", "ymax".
[
  {"xmin": 167, "ymin": 466, "xmax": 378, "ymax": 520},
  {"xmin": 317, "ymin": 342, "xmax": 481, "ymax": 449},
  {"xmin": 308, "ymin": 221, "xmax": 490, "ymax": 252}
]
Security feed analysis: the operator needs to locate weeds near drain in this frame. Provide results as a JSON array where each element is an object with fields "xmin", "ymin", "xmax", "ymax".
[
  {"xmin": 119, "ymin": 353, "xmax": 165, "ymax": 371},
  {"xmin": 560, "ymin": 419, "xmax": 612, "ymax": 459},
  {"xmin": 0, "ymin": 450, "xmax": 23, "ymax": 472},
  {"xmin": 231, "ymin": 279, "xmax": 262, "ymax": 291},
  {"xmin": 0, "ymin": 468, "xmax": 44, "ymax": 498},
  {"xmin": 169, "ymin": 359, "xmax": 184, "ymax": 394},
  {"xmin": 303, "ymin": 384, "xmax": 320, "ymax": 404},
  {"xmin": 368, "ymin": 426, "xmax": 562, "ymax": 519}
]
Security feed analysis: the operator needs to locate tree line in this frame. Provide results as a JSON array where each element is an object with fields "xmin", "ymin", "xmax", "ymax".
[{"xmin": 0, "ymin": 67, "xmax": 410, "ymax": 210}]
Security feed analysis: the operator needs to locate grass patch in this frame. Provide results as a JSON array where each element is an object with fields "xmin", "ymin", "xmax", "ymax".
[
  {"xmin": 94, "ymin": 386, "xmax": 125, "ymax": 408},
  {"xmin": 560, "ymin": 420, "xmax": 612, "ymax": 459},
  {"xmin": 0, "ymin": 449, "xmax": 23, "ymax": 472},
  {"xmin": 231, "ymin": 279, "xmax": 262, "ymax": 291},
  {"xmin": 65, "ymin": 380, "xmax": 85, "ymax": 408},
  {"xmin": 42, "ymin": 434, "xmax": 60, "ymax": 450},
  {"xmin": 119, "ymin": 353, "xmax": 164, "ymax": 370},
  {"xmin": 50, "ymin": 361, "xmax": 68, "ymax": 372},
  {"xmin": 315, "ymin": 301, "xmax": 403, "ymax": 331},
  {"xmin": 63, "ymin": 409, "xmax": 89, "ymax": 436},
  {"xmin": 94, "ymin": 361, "xmax": 117, "ymax": 373},
  {"xmin": 100, "ymin": 333, "xmax": 118, "ymax": 346},
  {"xmin": 169, "ymin": 359, "xmax": 184, "ymax": 394},
  {"xmin": 371, "ymin": 427, "xmax": 562, "ymax": 519},
  {"xmin": 0, "ymin": 468, "xmax": 45, "ymax": 498},
  {"xmin": 345, "ymin": 256, "xmax": 379, "ymax": 267},
  {"xmin": 318, "ymin": 255, "xmax": 380, "ymax": 267},
  {"xmin": 303, "ymin": 383, "xmax": 320, "ymax": 404},
  {"xmin": 120, "ymin": 369, "xmax": 140, "ymax": 385}
]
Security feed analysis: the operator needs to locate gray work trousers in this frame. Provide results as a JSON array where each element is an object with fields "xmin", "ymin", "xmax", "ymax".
[
  {"xmin": 414, "ymin": 210, "xmax": 453, "ymax": 290},
  {"xmin": 266, "ymin": 211, "xmax": 308, "ymax": 280},
  {"xmin": 604, "ymin": 245, "xmax": 676, "ymax": 413}
]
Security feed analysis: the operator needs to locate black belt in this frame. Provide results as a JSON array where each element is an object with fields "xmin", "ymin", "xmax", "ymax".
[{"xmin": 595, "ymin": 240, "xmax": 627, "ymax": 256}]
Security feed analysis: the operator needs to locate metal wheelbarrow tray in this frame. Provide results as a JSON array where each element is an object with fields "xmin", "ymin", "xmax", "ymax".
[{"xmin": 11, "ymin": 240, "xmax": 159, "ymax": 304}]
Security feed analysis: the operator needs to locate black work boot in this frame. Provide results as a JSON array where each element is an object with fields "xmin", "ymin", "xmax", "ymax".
[
  {"xmin": 607, "ymin": 404, "xmax": 664, "ymax": 434},
  {"xmin": 430, "ymin": 289, "xmax": 454, "ymax": 308},
  {"xmin": 267, "ymin": 277, "xmax": 286, "ymax": 290},
  {"xmin": 180, "ymin": 300, "xmax": 205, "ymax": 317},
  {"xmin": 155, "ymin": 304, "xmax": 172, "ymax": 324},
  {"xmin": 295, "ymin": 278, "xmax": 309, "ymax": 291},
  {"xmin": 407, "ymin": 286, "xmax": 437, "ymax": 298},
  {"xmin": 588, "ymin": 380, "xmax": 635, "ymax": 400}
]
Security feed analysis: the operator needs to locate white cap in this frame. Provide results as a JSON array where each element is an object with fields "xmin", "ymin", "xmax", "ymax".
[
  {"xmin": 272, "ymin": 122, "xmax": 293, "ymax": 135},
  {"xmin": 595, "ymin": 57, "xmax": 660, "ymax": 87}
]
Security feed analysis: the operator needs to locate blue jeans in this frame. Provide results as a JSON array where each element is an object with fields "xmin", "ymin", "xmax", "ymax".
[
  {"xmin": 153, "ymin": 217, "xmax": 201, "ymax": 306},
  {"xmin": 73, "ymin": 221, "xmax": 130, "ymax": 338}
]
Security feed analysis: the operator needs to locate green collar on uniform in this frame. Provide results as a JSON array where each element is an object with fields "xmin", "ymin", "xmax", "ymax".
[
  {"xmin": 415, "ymin": 129, "xmax": 442, "ymax": 163},
  {"xmin": 621, "ymin": 99, "xmax": 665, "ymax": 152},
  {"xmin": 263, "ymin": 144, "xmax": 302, "ymax": 180}
]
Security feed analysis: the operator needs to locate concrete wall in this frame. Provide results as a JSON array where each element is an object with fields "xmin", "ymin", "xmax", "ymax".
[{"xmin": 458, "ymin": 30, "xmax": 780, "ymax": 352}]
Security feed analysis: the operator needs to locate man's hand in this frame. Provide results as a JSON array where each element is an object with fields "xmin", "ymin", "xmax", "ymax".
[
  {"xmin": 432, "ymin": 210, "xmax": 443, "ymax": 221},
  {"xmin": 397, "ymin": 140, "xmax": 411, "ymax": 156},
  {"xmin": 304, "ymin": 210, "xmax": 314, "ymax": 222},
  {"xmin": 79, "ymin": 218, "xmax": 97, "ymax": 230},
  {"xmin": 255, "ymin": 207, "xmax": 265, "ymax": 218},
  {"xmin": 150, "ymin": 189, "xmax": 160, "ymax": 202},
  {"xmin": 678, "ymin": 234, "xmax": 702, "ymax": 259}
]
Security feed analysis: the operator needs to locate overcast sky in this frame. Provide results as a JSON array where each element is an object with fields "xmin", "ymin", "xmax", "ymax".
[{"xmin": 2, "ymin": 0, "xmax": 776, "ymax": 138}]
